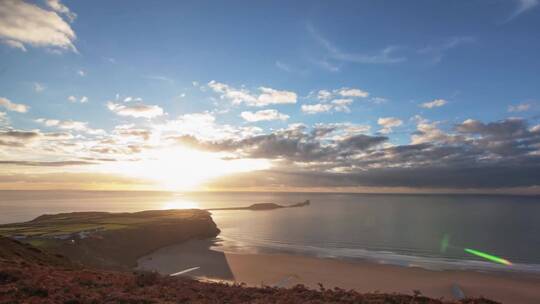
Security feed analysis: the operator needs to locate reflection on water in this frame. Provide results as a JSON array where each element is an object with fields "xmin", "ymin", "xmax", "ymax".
[{"xmin": 161, "ymin": 199, "xmax": 199, "ymax": 210}]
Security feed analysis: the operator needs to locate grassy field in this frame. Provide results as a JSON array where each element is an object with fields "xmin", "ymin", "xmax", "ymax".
[{"xmin": 0, "ymin": 209, "xmax": 220, "ymax": 268}]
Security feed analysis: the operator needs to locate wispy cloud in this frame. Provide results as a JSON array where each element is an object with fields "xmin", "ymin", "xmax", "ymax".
[
  {"xmin": 33, "ymin": 82, "xmax": 45, "ymax": 92},
  {"xmin": 307, "ymin": 24, "xmax": 406, "ymax": 66},
  {"xmin": 418, "ymin": 37, "xmax": 475, "ymax": 63},
  {"xmin": 143, "ymin": 75, "xmax": 175, "ymax": 83},
  {"xmin": 506, "ymin": 0, "xmax": 539, "ymax": 21},
  {"xmin": 508, "ymin": 103, "xmax": 531, "ymax": 112}
]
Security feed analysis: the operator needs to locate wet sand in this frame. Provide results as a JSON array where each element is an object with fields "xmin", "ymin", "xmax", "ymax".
[{"xmin": 137, "ymin": 239, "xmax": 540, "ymax": 304}]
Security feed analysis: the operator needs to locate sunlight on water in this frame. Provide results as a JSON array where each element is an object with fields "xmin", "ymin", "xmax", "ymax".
[{"xmin": 160, "ymin": 199, "xmax": 200, "ymax": 210}]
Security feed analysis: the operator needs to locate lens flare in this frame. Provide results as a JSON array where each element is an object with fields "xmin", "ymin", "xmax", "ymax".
[{"xmin": 464, "ymin": 248, "xmax": 512, "ymax": 266}]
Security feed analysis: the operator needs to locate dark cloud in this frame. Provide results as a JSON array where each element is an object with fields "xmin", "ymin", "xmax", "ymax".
[
  {"xmin": 0, "ymin": 160, "xmax": 96, "ymax": 167},
  {"xmin": 173, "ymin": 125, "xmax": 388, "ymax": 162},
  {"xmin": 0, "ymin": 129, "xmax": 40, "ymax": 139},
  {"xmin": 202, "ymin": 118, "xmax": 540, "ymax": 190}
]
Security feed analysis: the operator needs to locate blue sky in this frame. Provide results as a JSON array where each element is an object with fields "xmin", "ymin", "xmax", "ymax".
[{"xmin": 1, "ymin": 0, "xmax": 540, "ymax": 192}]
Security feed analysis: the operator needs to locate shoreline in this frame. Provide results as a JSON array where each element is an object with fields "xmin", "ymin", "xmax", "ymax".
[{"xmin": 137, "ymin": 239, "xmax": 540, "ymax": 304}]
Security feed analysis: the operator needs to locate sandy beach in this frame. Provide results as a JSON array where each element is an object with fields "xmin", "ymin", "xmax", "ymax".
[{"xmin": 137, "ymin": 239, "xmax": 540, "ymax": 304}]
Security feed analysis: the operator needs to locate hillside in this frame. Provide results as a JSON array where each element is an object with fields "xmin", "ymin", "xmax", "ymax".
[
  {"xmin": 0, "ymin": 209, "xmax": 220, "ymax": 269},
  {"xmin": 0, "ymin": 236, "xmax": 499, "ymax": 304}
]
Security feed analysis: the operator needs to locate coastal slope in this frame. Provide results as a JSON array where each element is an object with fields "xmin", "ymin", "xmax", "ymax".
[
  {"xmin": 0, "ymin": 236, "xmax": 498, "ymax": 304},
  {"xmin": 0, "ymin": 209, "xmax": 220, "ymax": 268}
]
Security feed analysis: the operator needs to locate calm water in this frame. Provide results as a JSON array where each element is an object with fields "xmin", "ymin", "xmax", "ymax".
[{"xmin": 1, "ymin": 190, "xmax": 539, "ymax": 273}]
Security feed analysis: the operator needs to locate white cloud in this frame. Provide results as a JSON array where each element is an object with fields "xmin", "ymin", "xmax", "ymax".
[
  {"xmin": 107, "ymin": 102, "xmax": 164, "ymax": 119},
  {"xmin": 208, "ymin": 81, "xmax": 297, "ymax": 107},
  {"xmin": 331, "ymin": 99, "xmax": 353, "ymax": 113},
  {"xmin": 157, "ymin": 112, "xmax": 262, "ymax": 142},
  {"xmin": 421, "ymin": 99, "xmax": 447, "ymax": 109},
  {"xmin": 337, "ymin": 88, "xmax": 369, "ymax": 98},
  {"xmin": 77, "ymin": 70, "xmax": 86, "ymax": 77},
  {"xmin": 33, "ymin": 82, "xmax": 45, "ymax": 92},
  {"xmin": 317, "ymin": 90, "xmax": 332, "ymax": 100},
  {"xmin": 0, "ymin": 97, "xmax": 29, "ymax": 113},
  {"xmin": 301, "ymin": 103, "xmax": 333, "ymax": 114},
  {"xmin": 68, "ymin": 95, "xmax": 88, "ymax": 103},
  {"xmin": 45, "ymin": 0, "xmax": 76, "ymax": 22},
  {"xmin": 378, "ymin": 117, "xmax": 403, "ymax": 134},
  {"xmin": 36, "ymin": 118, "xmax": 105, "ymax": 135},
  {"xmin": 36, "ymin": 118, "xmax": 86, "ymax": 131},
  {"xmin": 0, "ymin": 0, "xmax": 77, "ymax": 52},
  {"xmin": 241, "ymin": 109, "xmax": 289, "ymax": 122},
  {"xmin": 508, "ymin": 103, "xmax": 531, "ymax": 112},
  {"xmin": 257, "ymin": 87, "xmax": 297, "ymax": 106}
]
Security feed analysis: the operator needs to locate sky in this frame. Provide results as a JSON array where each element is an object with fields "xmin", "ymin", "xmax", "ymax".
[{"xmin": 0, "ymin": 0, "xmax": 540, "ymax": 193}]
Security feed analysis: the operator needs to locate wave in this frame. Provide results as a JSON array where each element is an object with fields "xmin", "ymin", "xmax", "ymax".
[{"xmin": 213, "ymin": 234, "xmax": 540, "ymax": 274}]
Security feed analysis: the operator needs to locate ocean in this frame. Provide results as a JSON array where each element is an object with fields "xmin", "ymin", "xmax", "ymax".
[{"xmin": 1, "ymin": 190, "xmax": 539, "ymax": 273}]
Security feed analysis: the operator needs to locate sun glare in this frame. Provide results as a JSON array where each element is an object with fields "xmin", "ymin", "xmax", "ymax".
[
  {"xmin": 161, "ymin": 199, "xmax": 200, "ymax": 210},
  {"xmin": 98, "ymin": 147, "xmax": 270, "ymax": 190}
]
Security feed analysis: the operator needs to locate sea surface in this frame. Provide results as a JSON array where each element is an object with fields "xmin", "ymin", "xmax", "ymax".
[{"xmin": 1, "ymin": 190, "xmax": 540, "ymax": 273}]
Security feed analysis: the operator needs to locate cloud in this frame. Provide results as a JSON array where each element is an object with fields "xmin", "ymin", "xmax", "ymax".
[
  {"xmin": 0, "ymin": 160, "xmax": 94, "ymax": 167},
  {"xmin": 36, "ymin": 118, "xmax": 86, "ymax": 131},
  {"xmin": 508, "ymin": 103, "xmax": 531, "ymax": 112},
  {"xmin": 35, "ymin": 118, "xmax": 105, "ymax": 135},
  {"xmin": 241, "ymin": 109, "xmax": 289, "ymax": 122},
  {"xmin": 317, "ymin": 90, "xmax": 332, "ymax": 100},
  {"xmin": 275, "ymin": 61, "xmax": 293, "ymax": 72},
  {"xmin": 337, "ymin": 88, "xmax": 369, "ymax": 98},
  {"xmin": 507, "ymin": 0, "xmax": 539, "ymax": 21},
  {"xmin": 0, "ymin": 0, "xmax": 77, "ymax": 52},
  {"xmin": 371, "ymin": 97, "xmax": 388, "ymax": 104},
  {"xmin": 33, "ymin": 82, "xmax": 45, "ymax": 92},
  {"xmin": 77, "ymin": 70, "xmax": 86, "ymax": 77},
  {"xmin": 308, "ymin": 24, "xmax": 406, "ymax": 65},
  {"xmin": 158, "ymin": 112, "xmax": 262, "ymax": 142},
  {"xmin": 0, "ymin": 129, "xmax": 40, "ymax": 147},
  {"xmin": 68, "ymin": 95, "xmax": 88, "ymax": 103},
  {"xmin": 301, "ymin": 103, "xmax": 333, "ymax": 114},
  {"xmin": 378, "ymin": 117, "xmax": 403, "ymax": 134},
  {"xmin": 45, "ymin": 0, "xmax": 76, "ymax": 22},
  {"xmin": 331, "ymin": 99, "xmax": 353, "ymax": 113},
  {"xmin": 418, "ymin": 37, "xmax": 475, "ymax": 63},
  {"xmin": 0, "ymin": 97, "xmax": 29, "ymax": 113},
  {"xmin": 107, "ymin": 102, "xmax": 164, "ymax": 118},
  {"xmin": 143, "ymin": 75, "xmax": 174, "ymax": 83},
  {"xmin": 421, "ymin": 99, "xmax": 447, "ymax": 109},
  {"xmin": 208, "ymin": 81, "xmax": 297, "ymax": 107}
]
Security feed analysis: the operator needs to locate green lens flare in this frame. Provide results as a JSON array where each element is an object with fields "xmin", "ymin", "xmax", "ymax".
[
  {"xmin": 464, "ymin": 248, "xmax": 512, "ymax": 266},
  {"xmin": 440, "ymin": 234, "xmax": 450, "ymax": 253}
]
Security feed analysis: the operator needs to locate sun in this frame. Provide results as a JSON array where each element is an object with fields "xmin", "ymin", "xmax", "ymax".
[{"xmin": 98, "ymin": 146, "xmax": 270, "ymax": 190}]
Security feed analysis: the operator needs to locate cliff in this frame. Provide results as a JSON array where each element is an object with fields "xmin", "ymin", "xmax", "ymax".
[{"xmin": 0, "ymin": 209, "xmax": 220, "ymax": 269}]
